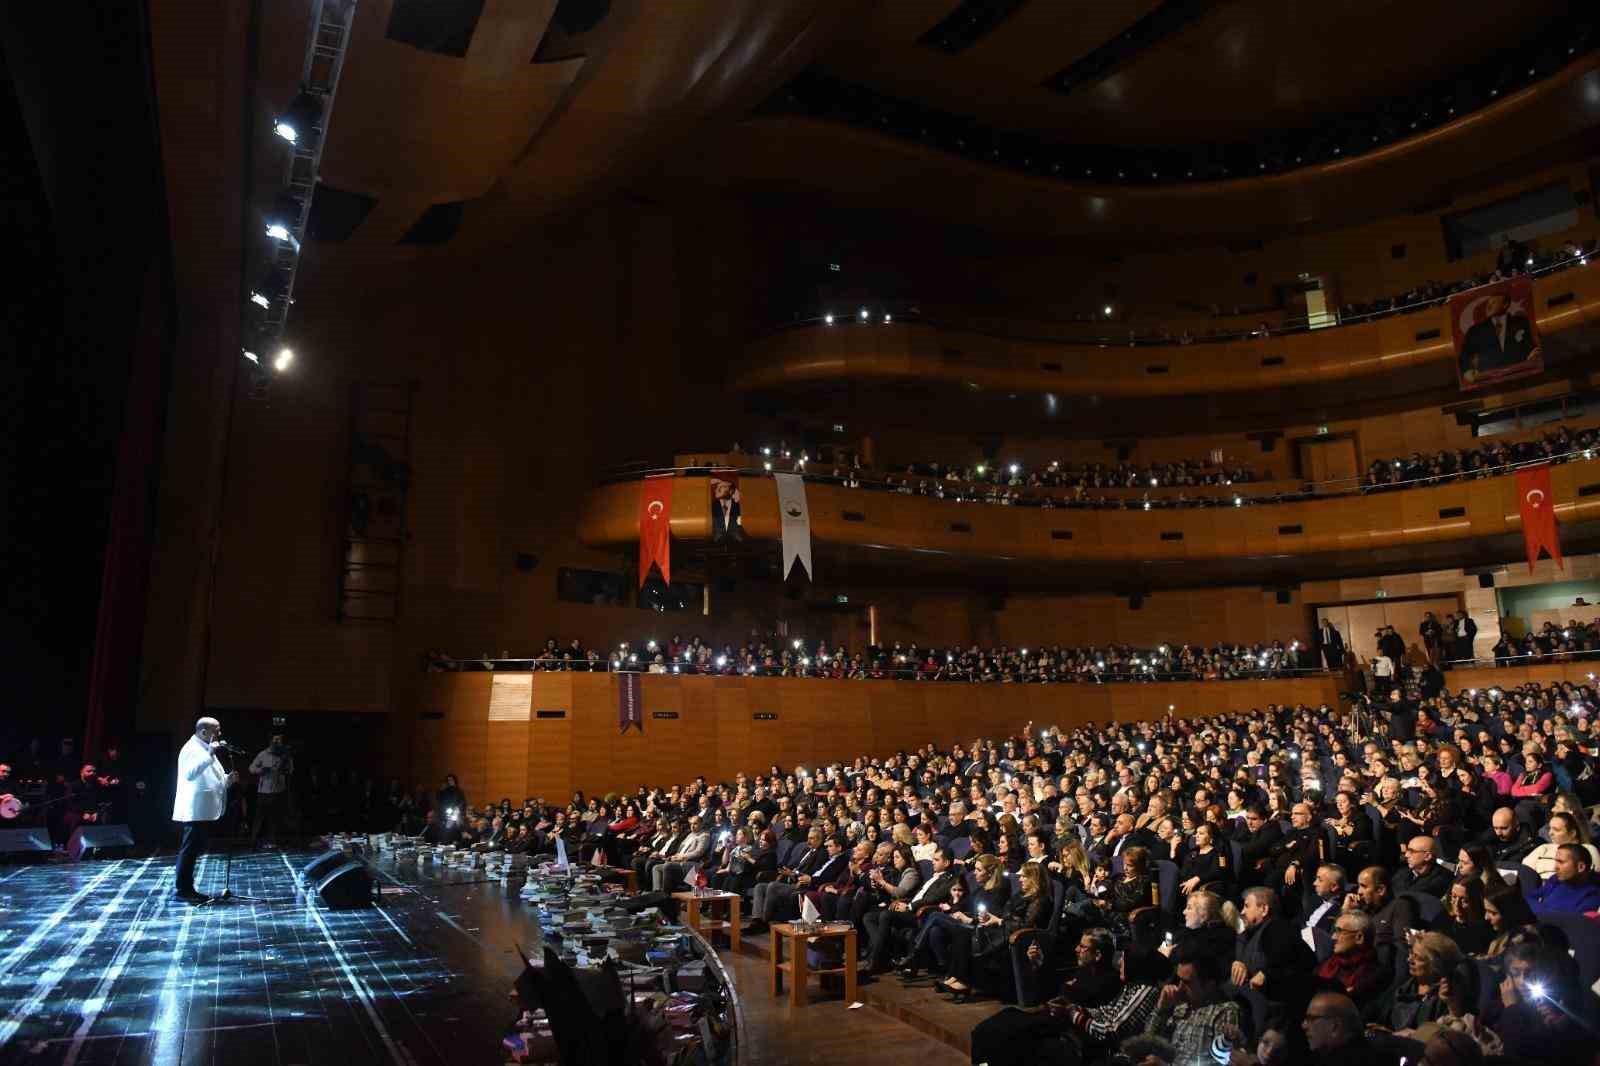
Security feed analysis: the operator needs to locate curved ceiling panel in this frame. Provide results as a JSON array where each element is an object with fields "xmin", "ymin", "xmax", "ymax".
[
  {"xmin": 303, "ymin": 0, "xmax": 852, "ymax": 262},
  {"xmin": 315, "ymin": 0, "xmax": 583, "ymax": 250},
  {"xmin": 653, "ymin": 54, "xmax": 1600, "ymax": 242}
]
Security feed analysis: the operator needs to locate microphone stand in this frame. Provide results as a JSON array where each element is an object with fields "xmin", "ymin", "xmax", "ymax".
[{"xmin": 199, "ymin": 743, "xmax": 268, "ymax": 905}]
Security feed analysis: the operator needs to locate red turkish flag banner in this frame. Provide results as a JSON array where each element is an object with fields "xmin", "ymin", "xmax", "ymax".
[
  {"xmin": 1515, "ymin": 465, "xmax": 1563, "ymax": 573},
  {"xmin": 638, "ymin": 474, "xmax": 674, "ymax": 587}
]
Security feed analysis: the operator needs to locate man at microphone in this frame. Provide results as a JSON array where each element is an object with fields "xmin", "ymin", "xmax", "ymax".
[{"xmin": 172, "ymin": 717, "xmax": 241, "ymax": 903}]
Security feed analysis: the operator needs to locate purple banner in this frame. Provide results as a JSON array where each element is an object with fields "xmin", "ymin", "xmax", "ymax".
[{"xmin": 618, "ymin": 672, "xmax": 642, "ymax": 734}]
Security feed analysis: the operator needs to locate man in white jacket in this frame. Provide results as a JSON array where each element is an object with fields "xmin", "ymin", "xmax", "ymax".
[{"xmin": 172, "ymin": 717, "xmax": 240, "ymax": 903}]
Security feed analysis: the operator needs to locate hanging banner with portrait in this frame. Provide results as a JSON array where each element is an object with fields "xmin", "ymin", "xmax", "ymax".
[
  {"xmin": 709, "ymin": 470, "xmax": 743, "ymax": 542},
  {"xmin": 1451, "ymin": 276, "xmax": 1543, "ymax": 391}
]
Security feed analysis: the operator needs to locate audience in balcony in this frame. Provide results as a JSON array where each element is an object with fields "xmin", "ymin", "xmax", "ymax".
[
  {"xmin": 430, "ymin": 632, "xmax": 1320, "ymax": 682},
  {"xmin": 737, "ymin": 419, "xmax": 1599, "ymax": 514},
  {"xmin": 1364, "ymin": 424, "xmax": 1599, "ymax": 489}
]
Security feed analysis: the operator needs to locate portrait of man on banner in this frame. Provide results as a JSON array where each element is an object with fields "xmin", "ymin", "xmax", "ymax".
[
  {"xmin": 1451, "ymin": 276, "xmax": 1542, "ymax": 391},
  {"xmin": 709, "ymin": 470, "xmax": 743, "ymax": 542}
]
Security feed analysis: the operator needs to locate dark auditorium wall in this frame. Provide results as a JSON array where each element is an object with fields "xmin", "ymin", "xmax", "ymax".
[
  {"xmin": 161, "ymin": 197, "xmax": 771, "ymax": 747},
  {"xmin": 414, "ymin": 671, "xmax": 1344, "ymax": 802},
  {"xmin": 894, "ymin": 159, "xmax": 1597, "ymax": 333}
]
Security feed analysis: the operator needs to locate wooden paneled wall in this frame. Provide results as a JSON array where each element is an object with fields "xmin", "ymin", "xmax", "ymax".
[
  {"xmin": 1445, "ymin": 662, "xmax": 1600, "ymax": 690},
  {"xmin": 413, "ymin": 673, "xmax": 1341, "ymax": 800},
  {"xmin": 993, "ymin": 586, "xmax": 1311, "ymax": 650}
]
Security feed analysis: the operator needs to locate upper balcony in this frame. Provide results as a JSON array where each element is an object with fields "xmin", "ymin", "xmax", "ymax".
[
  {"xmin": 578, "ymin": 451, "xmax": 1600, "ymax": 589},
  {"xmin": 735, "ymin": 255, "xmax": 1600, "ymax": 401}
]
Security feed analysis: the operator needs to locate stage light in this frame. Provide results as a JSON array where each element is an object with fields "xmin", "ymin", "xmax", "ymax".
[
  {"xmin": 265, "ymin": 190, "xmax": 303, "ymax": 238},
  {"xmin": 1008, "ymin": 463, "xmax": 1019, "ymax": 475},
  {"xmin": 716, "ymin": 656, "xmax": 726, "ymax": 667},
  {"xmin": 793, "ymin": 639, "xmax": 802, "ymax": 649},
  {"xmin": 274, "ymin": 91, "xmax": 324, "ymax": 146},
  {"xmin": 763, "ymin": 461, "xmax": 772, "ymax": 471},
  {"xmin": 272, "ymin": 346, "xmax": 294, "ymax": 372},
  {"xmin": 242, "ymin": 349, "xmax": 260, "ymax": 365},
  {"xmin": 1143, "ymin": 501, "xmax": 1150, "ymax": 510},
  {"xmin": 1150, "ymin": 478, "xmax": 1158, "ymax": 486},
  {"xmin": 858, "ymin": 308, "xmax": 869, "ymax": 321},
  {"xmin": 1233, "ymin": 496, "xmax": 1243, "ymax": 507},
  {"xmin": 1103, "ymin": 304, "xmax": 1114, "ymax": 316},
  {"xmin": 824, "ymin": 313, "xmax": 834, "ymax": 325},
  {"xmin": 762, "ymin": 447, "xmax": 771, "ymax": 455},
  {"xmin": 883, "ymin": 314, "xmax": 892, "ymax": 323},
  {"xmin": 975, "ymin": 464, "xmax": 986, "ymax": 475}
]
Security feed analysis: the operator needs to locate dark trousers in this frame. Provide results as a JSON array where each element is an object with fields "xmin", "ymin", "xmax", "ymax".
[
  {"xmin": 863, "ymin": 906, "xmax": 919, "ymax": 969},
  {"xmin": 252, "ymin": 790, "xmax": 286, "ymax": 842},
  {"xmin": 175, "ymin": 820, "xmax": 212, "ymax": 895}
]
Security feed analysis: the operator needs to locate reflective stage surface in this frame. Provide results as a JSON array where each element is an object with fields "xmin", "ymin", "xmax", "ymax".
[
  {"xmin": 0, "ymin": 850, "xmax": 542, "ymax": 1066},
  {"xmin": 0, "ymin": 849, "xmax": 971, "ymax": 1066}
]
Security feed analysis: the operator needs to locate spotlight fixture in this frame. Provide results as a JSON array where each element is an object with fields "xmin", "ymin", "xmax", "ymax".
[
  {"xmin": 264, "ymin": 191, "xmax": 304, "ymax": 244},
  {"xmin": 858, "ymin": 308, "xmax": 869, "ymax": 321},
  {"xmin": 823, "ymin": 313, "xmax": 834, "ymax": 325},
  {"xmin": 883, "ymin": 313, "xmax": 892, "ymax": 323},
  {"xmin": 1102, "ymin": 304, "xmax": 1113, "ymax": 316},
  {"xmin": 272, "ymin": 346, "xmax": 295, "ymax": 372},
  {"xmin": 274, "ymin": 91, "xmax": 324, "ymax": 146},
  {"xmin": 248, "ymin": 267, "xmax": 289, "ymax": 311}
]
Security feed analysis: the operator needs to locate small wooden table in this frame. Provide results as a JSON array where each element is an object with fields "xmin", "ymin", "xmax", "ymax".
[
  {"xmin": 597, "ymin": 866, "xmax": 639, "ymax": 893},
  {"xmin": 673, "ymin": 891, "xmax": 741, "ymax": 953},
  {"xmin": 769, "ymin": 922, "xmax": 857, "ymax": 1007}
]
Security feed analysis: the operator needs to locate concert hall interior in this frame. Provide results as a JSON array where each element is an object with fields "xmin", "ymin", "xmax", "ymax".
[{"xmin": 9, "ymin": 2, "xmax": 1600, "ymax": 1065}]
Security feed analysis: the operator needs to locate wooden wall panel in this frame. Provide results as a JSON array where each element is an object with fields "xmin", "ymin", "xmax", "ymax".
[
  {"xmin": 420, "ymin": 672, "xmax": 1339, "ymax": 797},
  {"xmin": 529, "ymin": 673, "xmax": 574, "ymax": 803},
  {"xmin": 485, "ymin": 721, "xmax": 529, "ymax": 805}
]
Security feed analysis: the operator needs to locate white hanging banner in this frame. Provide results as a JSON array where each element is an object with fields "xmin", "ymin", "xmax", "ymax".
[{"xmin": 773, "ymin": 473, "xmax": 813, "ymax": 581}]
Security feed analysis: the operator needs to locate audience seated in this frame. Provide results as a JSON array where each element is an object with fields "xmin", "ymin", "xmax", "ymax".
[{"xmin": 379, "ymin": 671, "xmax": 1600, "ymax": 1057}]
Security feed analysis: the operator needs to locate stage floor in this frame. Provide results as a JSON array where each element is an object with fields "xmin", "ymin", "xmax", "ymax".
[{"xmin": 0, "ymin": 849, "xmax": 970, "ymax": 1066}]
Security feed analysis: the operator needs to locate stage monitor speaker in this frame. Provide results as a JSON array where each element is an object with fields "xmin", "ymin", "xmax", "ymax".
[
  {"xmin": 67, "ymin": 825, "xmax": 134, "ymax": 859},
  {"xmin": 314, "ymin": 860, "xmax": 376, "ymax": 908},
  {"xmin": 0, "ymin": 827, "xmax": 52, "ymax": 854},
  {"xmin": 299, "ymin": 849, "xmax": 349, "ymax": 888}
]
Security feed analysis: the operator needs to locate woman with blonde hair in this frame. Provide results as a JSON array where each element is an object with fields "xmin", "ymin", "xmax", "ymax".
[{"xmin": 939, "ymin": 860, "xmax": 1049, "ymax": 1001}]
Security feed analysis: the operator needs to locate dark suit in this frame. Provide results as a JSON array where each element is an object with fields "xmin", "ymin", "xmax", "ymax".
[
  {"xmin": 752, "ymin": 845, "xmax": 832, "ymax": 921},
  {"xmin": 864, "ymin": 870, "xmax": 956, "ymax": 970},
  {"xmin": 1235, "ymin": 916, "xmax": 1313, "ymax": 998},
  {"xmin": 1459, "ymin": 313, "xmax": 1537, "ymax": 377},
  {"xmin": 1317, "ymin": 624, "xmax": 1345, "ymax": 671},
  {"xmin": 1391, "ymin": 863, "xmax": 1451, "ymax": 899},
  {"xmin": 1239, "ymin": 822, "xmax": 1285, "ymax": 887}
]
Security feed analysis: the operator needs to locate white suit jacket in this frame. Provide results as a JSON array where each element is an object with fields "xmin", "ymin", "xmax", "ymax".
[{"xmin": 172, "ymin": 736, "xmax": 229, "ymax": 823}]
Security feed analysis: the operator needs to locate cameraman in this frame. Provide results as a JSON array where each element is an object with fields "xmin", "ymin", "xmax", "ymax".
[{"xmin": 248, "ymin": 734, "xmax": 293, "ymax": 848}]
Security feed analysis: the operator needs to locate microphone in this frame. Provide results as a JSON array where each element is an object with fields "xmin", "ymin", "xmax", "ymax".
[{"xmin": 212, "ymin": 739, "xmax": 246, "ymax": 754}]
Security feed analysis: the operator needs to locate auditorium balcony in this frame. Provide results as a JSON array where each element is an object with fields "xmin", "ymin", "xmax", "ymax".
[
  {"xmin": 733, "ymin": 248, "xmax": 1600, "ymax": 401},
  {"xmin": 577, "ymin": 446, "xmax": 1600, "ymax": 588}
]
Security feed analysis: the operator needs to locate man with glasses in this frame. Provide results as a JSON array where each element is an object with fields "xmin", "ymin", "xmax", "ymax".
[
  {"xmin": 1302, "ymin": 992, "xmax": 1384, "ymax": 1064},
  {"xmin": 1312, "ymin": 912, "xmax": 1383, "ymax": 1005},
  {"xmin": 1391, "ymin": 835, "xmax": 1450, "ymax": 898}
]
